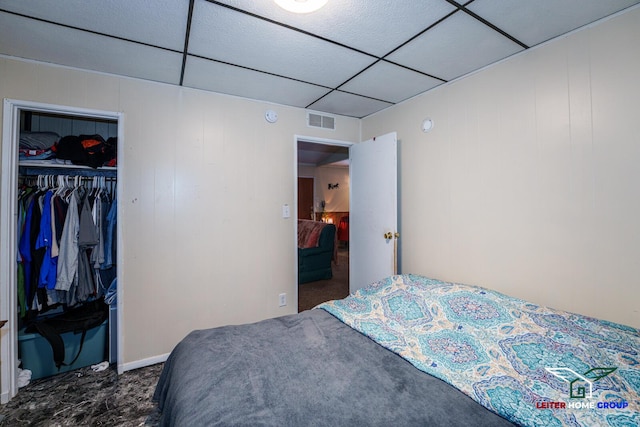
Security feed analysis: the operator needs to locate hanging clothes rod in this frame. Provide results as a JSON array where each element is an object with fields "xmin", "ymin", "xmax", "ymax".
[{"xmin": 19, "ymin": 173, "xmax": 116, "ymax": 196}]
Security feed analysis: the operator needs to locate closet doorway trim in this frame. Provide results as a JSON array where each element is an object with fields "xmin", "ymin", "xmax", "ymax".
[{"xmin": 0, "ymin": 99, "xmax": 124, "ymax": 403}]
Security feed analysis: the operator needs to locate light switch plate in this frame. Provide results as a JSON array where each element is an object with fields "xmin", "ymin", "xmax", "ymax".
[{"xmin": 282, "ymin": 204, "xmax": 290, "ymax": 218}]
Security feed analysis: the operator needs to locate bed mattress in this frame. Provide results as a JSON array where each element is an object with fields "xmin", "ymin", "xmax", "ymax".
[{"xmin": 154, "ymin": 308, "xmax": 515, "ymax": 426}]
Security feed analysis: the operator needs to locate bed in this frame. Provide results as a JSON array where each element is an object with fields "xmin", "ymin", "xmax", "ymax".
[{"xmin": 154, "ymin": 274, "xmax": 640, "ymax": 426}]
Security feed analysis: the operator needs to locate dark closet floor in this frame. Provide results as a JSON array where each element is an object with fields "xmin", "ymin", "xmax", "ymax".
[{"xmin": 0, "ymin": 363, "xmax": 162, "ymax": 426}]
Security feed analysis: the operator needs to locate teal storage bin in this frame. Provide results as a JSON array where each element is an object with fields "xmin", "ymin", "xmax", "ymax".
[{"xmin": 19, "ymin": 320, "xmax": 107, "ymax": 380}]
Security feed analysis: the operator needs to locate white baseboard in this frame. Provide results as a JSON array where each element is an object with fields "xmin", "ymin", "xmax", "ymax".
[{"xmin": 121, "ymin": 353, "xmax": 170, "ymax": 372}]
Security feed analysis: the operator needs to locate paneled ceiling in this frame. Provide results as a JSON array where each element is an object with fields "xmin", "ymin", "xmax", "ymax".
[
  {"xmin": 1, "ymin": 0, "xmax": 639, "ymax": 119},
  {"xmin": 298, "ymin": 140, "xmax": 348, "ymax": 167}
]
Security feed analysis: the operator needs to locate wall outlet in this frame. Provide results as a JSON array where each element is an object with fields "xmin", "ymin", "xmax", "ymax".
[{"xmin": 279, "ymin": 293, "xmax": 287, "ymax": 307}]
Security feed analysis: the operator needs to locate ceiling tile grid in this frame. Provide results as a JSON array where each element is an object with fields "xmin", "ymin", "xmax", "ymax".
[
  {"xmin": 307, "ymin": 90, "xmax": 393, "ymax": 118},
  {"xmin": 467, "ymin": 0, "xmax": 640, "ymax": 47},
  {"xmin": 386, "ymin": 10, "xmax": 525, "ymax": 81},
  {"xmin": 0, "ymin": 0, "xmax": 189, "ymax": 51},
  {"xmin": 183, "ymin": 56, "xmax": 331, "ymax": 108},
  {"xmin": 0, "ymin": 12, "xmax": 183, "ymax": 85},
  {"xmin": 339, "ymin": 61, "xmax": 443, "ymax": 104},
  {"xmin": 211, "ymin": 0, "xmax": 458, "ymax": 57},
  {"xmin": 1, "ymin": 0, "xmax": 639, "ymax": 118},
  {"xmin": 189, "ymin": 0, "xmax": 377, "ymax": 88}
]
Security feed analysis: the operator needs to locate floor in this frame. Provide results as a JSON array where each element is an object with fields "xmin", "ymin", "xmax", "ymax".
[
  {"xmin": 0, "ymin": 363, "xmax": 163, "ymax": 426},
  {"xmin": 298, "ymin": 245, "xmax": 349, "ymax": 312}
]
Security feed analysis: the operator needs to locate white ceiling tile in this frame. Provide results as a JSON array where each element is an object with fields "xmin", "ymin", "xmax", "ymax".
[
  {"xmin": 188, "ymin": 0, "xmax": 377, "ymax": 88},
  {"xmin": 2, "ymin": 0, "xmax": 637, "ymax": 119},
  {"xmin": 213, "ymin": 0, "xmax": 457, "ymax": 57},
  {"xmin": 387, "ymin": 11, "xmax": 524, "ymax": 81},
  {"xmin": 0, "ymin": 13, "xmax": 183, "ymax": 84},
  {"xmin": 307, "ymin": 91, "xmax": 392, "ymax": 118},
  {"xmin": 340, "ymin": 61, "xmax": 443, "ymax": 103},
  {"xmin": 183, "ymin": 56, "xmax": 330, "ymax": 108},
  {"xmin": 468, "ymin": 0, "xmax": 640, "ymax": 47},
  {"xmin": 0, "ymin": 0, "xmax": 189, "ymax": 51}
]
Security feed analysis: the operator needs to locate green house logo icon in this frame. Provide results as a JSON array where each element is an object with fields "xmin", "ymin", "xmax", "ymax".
[{"xmin": 545, "ymin": 367, "xmax": 617, "ymax": 398}]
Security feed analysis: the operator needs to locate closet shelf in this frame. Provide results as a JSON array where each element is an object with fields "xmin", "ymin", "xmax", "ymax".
[{"xmin": 18, "ymin": 161, "xmax": 116, "ymax": 178}]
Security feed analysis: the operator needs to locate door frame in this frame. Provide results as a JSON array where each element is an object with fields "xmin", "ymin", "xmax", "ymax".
[
  {"xmin": 293, "ymin": 134, "xmax": 353, "ymax": 311},
  {"xmin": 0, "ymin": 99, "xmax": 124, "ymax": 403}
]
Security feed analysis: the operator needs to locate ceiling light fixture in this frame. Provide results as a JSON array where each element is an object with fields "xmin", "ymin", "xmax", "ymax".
[{"xmin": 275, "ymin": 0, "xmax": 328, "ymax": 14}]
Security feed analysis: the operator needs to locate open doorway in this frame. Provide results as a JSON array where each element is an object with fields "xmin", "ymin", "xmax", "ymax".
[{"xmin": 296, "ymin": 139, "xmax": 350, "ymax": 312}]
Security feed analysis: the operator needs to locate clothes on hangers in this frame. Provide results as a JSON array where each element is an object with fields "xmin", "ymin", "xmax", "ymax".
[
  {"xmin": 55, "ymin": 188, "xmax": 79, "ymax": 293},
  {"xmin": 36, "ymin": 191, "xmax": 56, "ymax": 290},
  {"xmin": 16, "ymin": 174, "xmax": 117, "ymax": 320}
]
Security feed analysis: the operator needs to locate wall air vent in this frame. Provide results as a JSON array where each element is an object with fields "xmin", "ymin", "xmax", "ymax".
[{"xmin": 307, "ymin": 112, "xmax": 335, "ymax": 130}]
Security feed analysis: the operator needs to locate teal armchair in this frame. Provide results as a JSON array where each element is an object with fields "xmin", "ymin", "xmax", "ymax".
[{"xmin": 298, "ymin": 223, "xmax": 336, "ymax": 284}]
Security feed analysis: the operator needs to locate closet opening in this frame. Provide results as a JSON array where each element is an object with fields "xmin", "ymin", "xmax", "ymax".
[{"xmin": 1, "ymin": 99, "xmax": 123, "ymax": 403}]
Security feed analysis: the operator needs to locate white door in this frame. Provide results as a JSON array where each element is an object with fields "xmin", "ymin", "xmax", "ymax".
[{"xmin": 349, "ymin": 132, "xmax": 398, "ymax": 293}]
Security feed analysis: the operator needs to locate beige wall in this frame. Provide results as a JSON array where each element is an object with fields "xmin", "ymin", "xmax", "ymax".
[
  {"xmin": 0, "ymin": 57, "xmax": 360, "ymax": 365},
  {"xmin": 315, "ymin": 166, "xmax": 350, "ymax": 212},
  {"xmin": 362, "ymin": 8, "xmax": 640, "ymax": 328},
  {"xmin": 298, "ymin": 164, "xmax": 350, "ymax": 213}
]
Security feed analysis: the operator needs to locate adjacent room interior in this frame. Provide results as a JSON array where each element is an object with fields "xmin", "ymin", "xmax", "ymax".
[{"xmin": 296, "ymin": 140, "xmax": 350, "ymax": 311}]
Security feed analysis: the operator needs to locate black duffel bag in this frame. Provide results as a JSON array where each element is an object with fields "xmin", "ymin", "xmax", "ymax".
[{"xmin": 25, "ymin": 299, "xmax": 108, "ymax": 369}]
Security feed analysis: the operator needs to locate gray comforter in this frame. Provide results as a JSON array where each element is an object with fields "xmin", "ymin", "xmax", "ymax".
[{"xmin": 153, "ymin": 309, "xmax": 515, "ymax": 426}]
